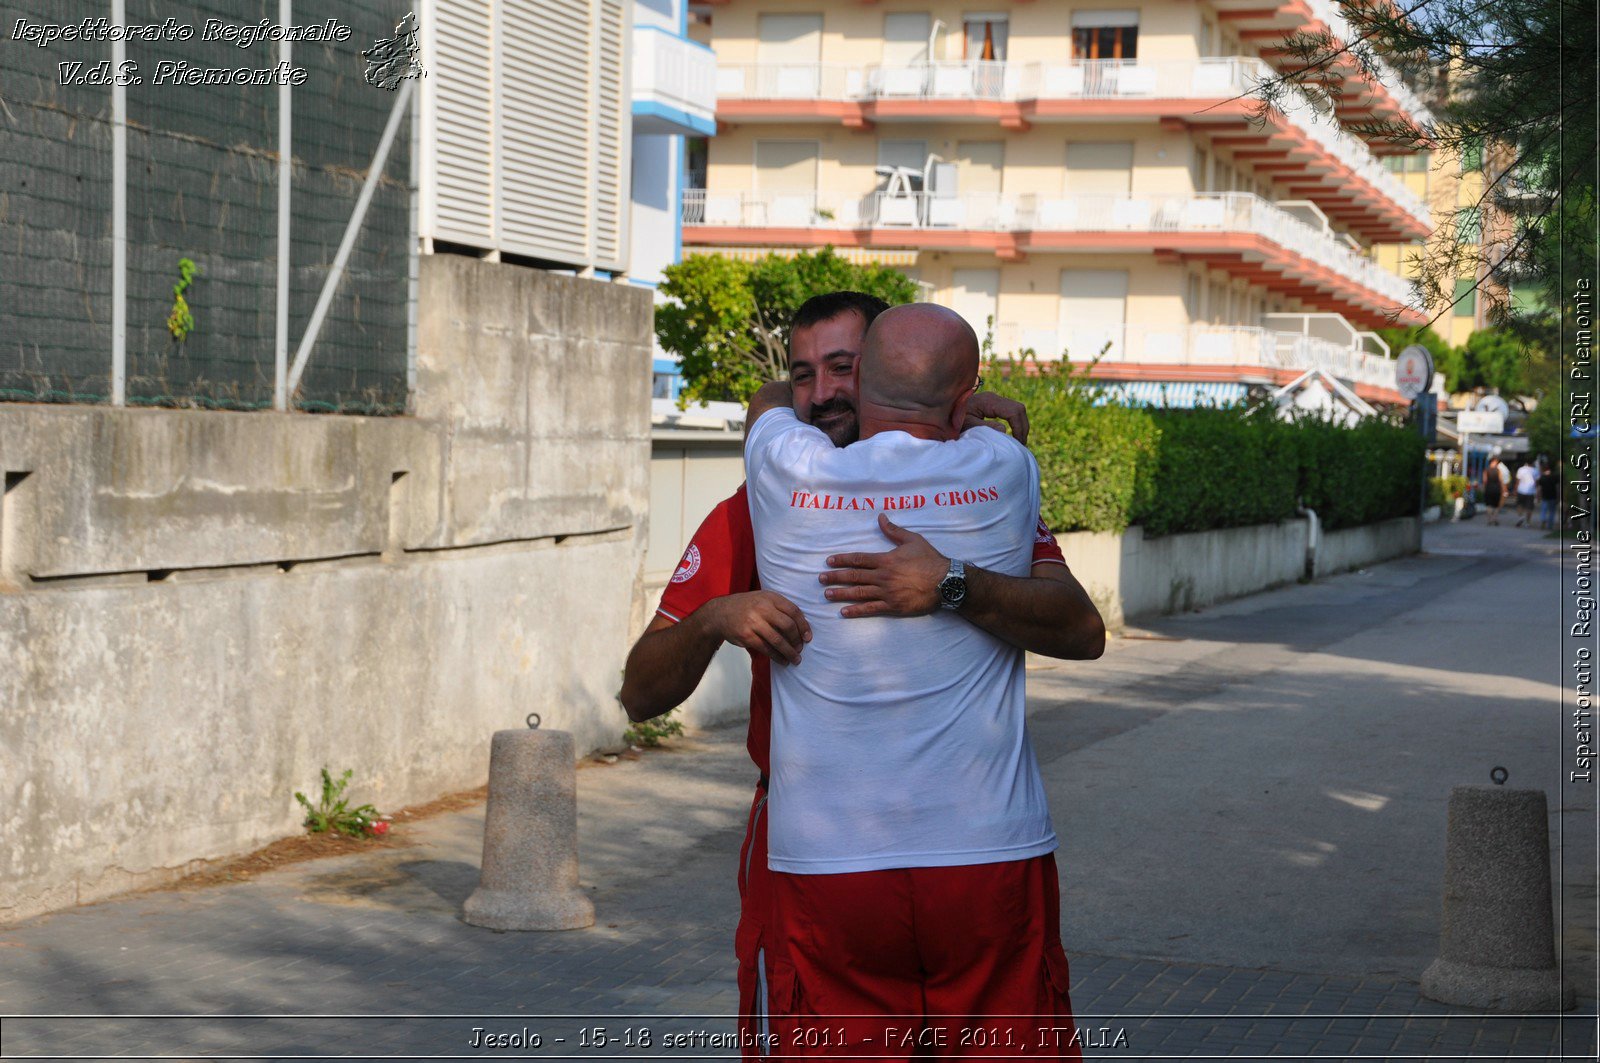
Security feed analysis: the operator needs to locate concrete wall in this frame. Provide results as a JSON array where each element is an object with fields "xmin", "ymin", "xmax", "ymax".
[
  {"xmin": 1063, "ymin": 516, "xmax": 1422, "ymax": 630},
  {"xmin": 0, "ymin": 256, "xmax": 652, "ymax": 924}
]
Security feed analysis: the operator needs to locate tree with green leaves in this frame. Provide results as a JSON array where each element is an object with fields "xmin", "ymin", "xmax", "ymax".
[{"xmin": 655, "ymin": 248, "xmax": 920, "ymax": 407}]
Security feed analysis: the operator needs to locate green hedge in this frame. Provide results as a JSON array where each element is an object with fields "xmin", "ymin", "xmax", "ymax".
[{"xmin": 988, "ymin": 361, "xmax": 1427, "ymax": 536}]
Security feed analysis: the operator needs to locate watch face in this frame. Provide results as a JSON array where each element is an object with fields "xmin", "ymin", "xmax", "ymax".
[{"xmin": 939, "ymin": 578, "xmax": 966, "ymax": 606}]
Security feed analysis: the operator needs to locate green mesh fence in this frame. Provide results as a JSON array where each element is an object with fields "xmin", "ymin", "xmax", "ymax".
[{"xmin": 1, "ymin": 0, "xmax": 411, "ymax": 414}]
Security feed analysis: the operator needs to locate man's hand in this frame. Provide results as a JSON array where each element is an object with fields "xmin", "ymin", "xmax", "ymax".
[
  {"xmin": 701, "ymin": 590, "xmax": 813, "ymax": 665},
  {"xmin": 963, "ymin": 392, "xmax": 1029, "ymax": 444},
  {"xmin": 819, "ymin": 514, "xmax": 947, "ymax": 618},
  {"xmin": 818, "ymin": 513, "xmax": 1108, "ymax": 659}
]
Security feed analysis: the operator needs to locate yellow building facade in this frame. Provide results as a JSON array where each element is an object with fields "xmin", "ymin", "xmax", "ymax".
[
  {"xmin": 1374, "ymin": 142, "xmax": 1501, "ymax": 348},
  {"xmin": 685, "ymin": 0, "xmax": 1436, "ymax": 406}
]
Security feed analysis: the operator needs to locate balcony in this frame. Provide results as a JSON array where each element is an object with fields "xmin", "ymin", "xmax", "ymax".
[
  {"xmin": 716, "ymin": 56, "xmax": 1429, "ymax": 240},
  {"xmin": 682, "ymin": 189, "xmax": 1424, "ymax": 328},
  {"xmin": 1212, "ymin": 0, "xmax": 1434, "ymax": 142},
  {"xmin": 632, "ymin": 26, "xmax": 717, "ymax": 137},
  {"xmin": 986, "ymin": 322, "xmax": 1402, "ymax": 398}
]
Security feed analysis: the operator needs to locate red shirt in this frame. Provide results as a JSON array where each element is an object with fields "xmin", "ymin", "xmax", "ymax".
[{"xmin": 657, "ymin": 484, "xmax": 1067, "ymax": 780}]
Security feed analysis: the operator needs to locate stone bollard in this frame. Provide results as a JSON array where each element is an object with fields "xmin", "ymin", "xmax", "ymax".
[
  {"xmin": 463, "ymin": 722, "xmax": 595, "ymax": 931},
  {"xmin": 1420, "ymin": 780, "xmax": 1573, "ymax": 1010}
]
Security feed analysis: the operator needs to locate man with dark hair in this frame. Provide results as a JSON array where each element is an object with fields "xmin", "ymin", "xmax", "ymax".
[{"xmin": 620, "ymin": 292, "xmax": 1104, "ymax": 1056}]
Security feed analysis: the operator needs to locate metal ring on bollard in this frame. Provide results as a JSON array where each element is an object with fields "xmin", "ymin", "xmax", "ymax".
[
  {"xmin": 526, "ymin": 712, "xmax": 541, "ymax": 730},
  {"xmin": 1490, "ymin": 766, "xmax": 1508, "ymax": 786}
]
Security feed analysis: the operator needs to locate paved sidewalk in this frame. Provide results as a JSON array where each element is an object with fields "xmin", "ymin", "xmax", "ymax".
[{"xmin": 0, "ymin": 517, "xmax": 1594, "ymax": 1060}]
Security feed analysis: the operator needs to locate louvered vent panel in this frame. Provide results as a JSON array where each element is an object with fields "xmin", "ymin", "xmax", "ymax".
[
  {"xmin": 498, "ymin": 0, "xmax": 592, "ymax": 260},
  {"xmin": 591, "ymin": 0, "xmax": 630, "ymax": 270},
  {"xmin": 429, "ymin": 0, "xmax": 496, "ymax": 245}
]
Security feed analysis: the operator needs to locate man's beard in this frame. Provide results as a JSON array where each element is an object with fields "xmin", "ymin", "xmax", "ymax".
[{"xmin": 809, "ymin": 400, "xmax": 858, "ymax": 447}]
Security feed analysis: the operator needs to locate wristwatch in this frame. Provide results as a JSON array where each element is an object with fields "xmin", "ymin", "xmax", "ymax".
[{"xmin": 937, "ymin": 558, "xmax": 968, "ymax": 611}]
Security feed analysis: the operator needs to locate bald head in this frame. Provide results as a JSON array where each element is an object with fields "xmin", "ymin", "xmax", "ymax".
[{"xmin": 857, "ymin": 304, "xmax": 981, "ymax": 431}]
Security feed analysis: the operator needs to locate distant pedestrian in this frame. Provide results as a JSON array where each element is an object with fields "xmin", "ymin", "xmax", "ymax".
[
  {"xmin": 1513, "ymin": 460, "xmax": 1538, "ymax": 526},
  {"xmin": 1538, "ymin": 458, "xmax": 1559, "ymax": 530},
  {"xmin": 1481, "ymin": 453, "xmax": 1509, "ymax": 525}
]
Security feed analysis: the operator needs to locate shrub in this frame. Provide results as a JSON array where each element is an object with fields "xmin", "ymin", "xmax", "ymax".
[
  {"xmin": 984, "ymin": 359, "xmax": 1157, "ymax": 532},
  {"xmin": 987, "ymin": 362, "xmax": 1426, "ymax": 535}
]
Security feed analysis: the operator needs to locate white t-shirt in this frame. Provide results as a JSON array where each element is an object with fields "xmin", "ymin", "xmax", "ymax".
[
  {"xmin": 744, "ymin": 407, "xmax": 1057, "ymax": 874},
  {"xmin": 1515, "ymin": 464, "xmax": 1538, "ymax": 495}
]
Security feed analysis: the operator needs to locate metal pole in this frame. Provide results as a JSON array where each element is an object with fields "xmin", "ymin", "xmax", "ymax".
[
  {"xmin": 274, "ymin": 0, "xmax": 292, "ymax": 411},
  {"xmin": 110, "ymin": 0, "xmax": 127, "ymax": 406},
  {"xmin": 406, "ymin": 29, "xmax": 421, "ymax": 412},
  {"xmin": 286, "ymin": 78, "xmax": 414, "ymax": 398}
]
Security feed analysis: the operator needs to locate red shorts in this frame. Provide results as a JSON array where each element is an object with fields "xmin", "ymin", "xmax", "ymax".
[
  {"xmin": 764, "ymin": 855, "xmax": 1081, "ymax": 1061},
  {"xmin": 736, "ymin": 785, "xmax": 776, "ymax": 1060}
]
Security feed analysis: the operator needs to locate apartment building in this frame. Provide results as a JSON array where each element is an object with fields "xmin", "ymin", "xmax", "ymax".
[
  {"xmin": 1373, "ymin": 118, "xmax": 1541, "ymax": 353},
  {"xmin": 684, "ymin": 0, "xmax": 1435, "ymax": 410},
  {"xmin": 633, "ymin": 0, "xmax": 720, "ymax": 289}
]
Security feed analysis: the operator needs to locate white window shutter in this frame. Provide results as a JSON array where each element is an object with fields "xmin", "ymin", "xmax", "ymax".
[
  {"xmin": 423, "ymin": 0, "xmax": 631, "ymax": 271},
  {"xmin": 499, "ymin": 0, "xmax": 591, "ymax": 261},
  {"xmin": 592, "ymin": 0, "xmax": 631, "ymax": 271},
  {"xmin": 429, "ymin": 0, "xmax": 496, "ymax": 246}
]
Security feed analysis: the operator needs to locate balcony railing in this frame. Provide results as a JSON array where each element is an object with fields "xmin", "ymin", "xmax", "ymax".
[
  {"xmin": 683, "ymin": 189, "xmax": 1416, "ymax": 307},
  {"xmin": 715, "ymin": 56, "xmax": 1429, "ymax": 227},
  {"xmin": 986, "ymin": 322, "xmax": 1398, "ymax": 391},
  {"xmin": 633, "ymin": 26, "xmax": 717, "ymax": 130},
  {"xmin": 1302, "ymin": 0, "xmax": 1434, "ymax": 128},
  {"xmin": 864, "ymin": 59, "xmax": 1016, "ymax": 99},
  {"xmin": 717, "ymin": 56, "xmax": 1269, "ymax": 102},
  {"xmin": 682, "ymin": 188, "xmax": 1024, "ymax": 230},
  {"xmin": 715, "ymin": 62, "xmax": 861, "ymax": 100}
]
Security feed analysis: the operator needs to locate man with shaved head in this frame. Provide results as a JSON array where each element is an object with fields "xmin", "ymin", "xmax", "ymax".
[{"xmin": 742, "ymin": 303, "xmax": 1081, "ymax": 1060}]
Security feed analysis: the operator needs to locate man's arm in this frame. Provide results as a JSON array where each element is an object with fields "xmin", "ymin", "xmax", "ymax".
[
  {"xmin": 744, "ymin": 380, "xmax": 793, "ymax": 446},
  {"xmin": 819, "ymin": 514, "xmax": 1105, "ymax": 660},
  {"xmin": 619, "ymin": 591, "xmax": 811, "ymax": 723}
]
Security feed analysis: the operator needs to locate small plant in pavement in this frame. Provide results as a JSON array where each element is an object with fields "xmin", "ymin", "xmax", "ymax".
[{"xmin": 294, "ymin": 767, "xmax": 384, "ymax": 838}]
